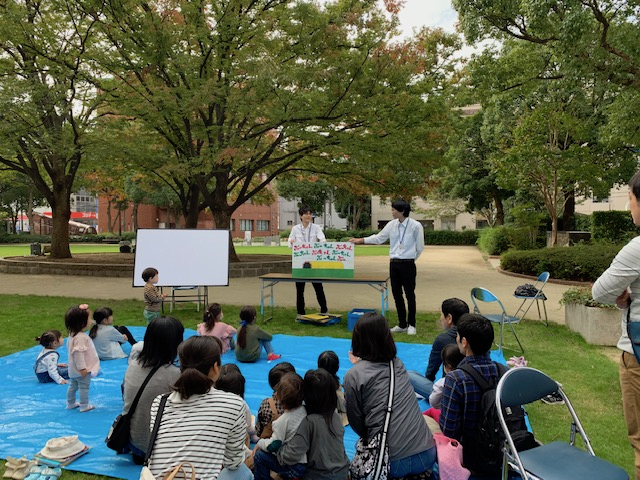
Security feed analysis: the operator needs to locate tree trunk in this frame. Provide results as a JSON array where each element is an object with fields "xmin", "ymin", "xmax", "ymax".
[
  {"xmin": 27, "ymin": 188, "xmax": 35, "ymax": 236},
  {"xmin": 183, "ymin": 188, "xmax": 201, "ymax": 228},
  {"xmin": 563, "ymin": 189, "xmax": 575, "ymax": 231},
  {"xmin": 212, "ymin": 208, "xmax": 239, "ymax": 262},
  {"xmin": 132, "ymin": 202, "xmax": 139, "ymax": 231},
  {"xmin": 494, "ymin": 195, "xmax": 505, "ymax": 226},
  {"xmin": 550, "ymin": 215, "xmax": 558, "ymax": 247},
  {"xmin": 50, "ymin": 189, "xmax": 72, "ymax": 258},
  {"xmin": 107, "ymin": 198, "xmax": 113, "ymax": 233}
]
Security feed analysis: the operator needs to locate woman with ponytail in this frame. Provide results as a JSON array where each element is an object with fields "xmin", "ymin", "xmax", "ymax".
[{"xmin": 147, "ymin": 336, "xmax": 253, "ymax": 480}]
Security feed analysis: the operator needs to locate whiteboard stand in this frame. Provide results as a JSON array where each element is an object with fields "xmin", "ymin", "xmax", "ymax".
[{"xmin": 168, "ymin": 286, "xmax": 209, "ymax": 313}]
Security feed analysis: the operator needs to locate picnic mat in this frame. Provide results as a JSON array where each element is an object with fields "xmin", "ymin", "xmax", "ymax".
[{"xmin": 0, "ymin": 327, "xmax": 505, "ymax": 479}]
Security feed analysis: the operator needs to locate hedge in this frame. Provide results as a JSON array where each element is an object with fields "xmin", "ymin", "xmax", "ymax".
[
  {"xmin": 424, "ymin": 230, "xmax": 478, "ymax": 245},
  {"xmin": 500, "ymin": 243, "xmax": 622, "ymax": 282},
  {"xmin": 592, "ymin": 210, "xmax": 640, "ymax": 242},
  {"xmin": 477, "ymin": 226, "xmax": 545, "ymax": 255},
  {"xmin": 0, "ymin": 232, "xmax": 136, "ymax": 244}
]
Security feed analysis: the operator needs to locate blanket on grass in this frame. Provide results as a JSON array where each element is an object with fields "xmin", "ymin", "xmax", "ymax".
[{"xmin": 0, "ymin": 327, "xmax": 505, "ymax": 480}]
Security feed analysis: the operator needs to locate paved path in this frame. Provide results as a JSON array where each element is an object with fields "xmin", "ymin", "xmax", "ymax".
[{"xmin": 0, "ymin": 246, "xmax": 571, "ymax": 324}]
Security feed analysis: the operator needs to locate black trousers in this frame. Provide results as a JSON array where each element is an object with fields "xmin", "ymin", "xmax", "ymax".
[
  {"xmin": 295, "ymin": 282, "xmax": 328, "ymax": 315},
  {"xmin": 389, "ymin": 260, "xmax": 417, "ymax": 328}
]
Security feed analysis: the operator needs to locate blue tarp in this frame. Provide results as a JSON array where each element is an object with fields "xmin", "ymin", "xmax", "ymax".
[{"xmin": 0, "ymin": 327, "xmax": 505, "ymax": 479}]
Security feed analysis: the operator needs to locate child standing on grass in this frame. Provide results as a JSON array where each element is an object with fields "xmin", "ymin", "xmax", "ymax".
[
  {"xmin": 235, "ymin": 305, "xmax": 281, "ymax": 362},
  {"xmin": 142, "ymin": 267, "xmax": 167, "ymax": 323},
  {"xmin": 253, "ymin": 372, "xmax": 307, "ymax": 480},
  {"xmin": 197, "ymin": 303, "xmax": 237, "ymax": 354},
  {"xmin": 89, "ymin": 307, "xmax": 137, "ymax": 360},
  {"xmin": 34, "ymin": 330, "xmax": 68, "ymax": 384},
  {"xmin": 65, "ymin": 304, "xmax": 100, "ymax": 412}
]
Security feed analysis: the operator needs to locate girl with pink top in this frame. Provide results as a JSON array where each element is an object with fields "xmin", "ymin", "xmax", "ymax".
[
  {"xmin": 197, "ymin": 303, "xmax": 237, "ymax": 354},
  {"xmin": 65, "ymin": 304, "xmax": 100, "ymax": 412}
]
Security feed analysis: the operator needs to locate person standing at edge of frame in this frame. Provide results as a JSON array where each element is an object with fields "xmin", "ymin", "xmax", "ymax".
[
  {"xmin": 349, "ymin": 199, "xmax": 424, "ymax": 335},
  {"xmin": 288, "ymin": 205, "xmax": 329, "ymax": 316}
]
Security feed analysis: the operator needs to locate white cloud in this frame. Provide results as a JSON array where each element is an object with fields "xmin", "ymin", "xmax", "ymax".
[{"xmin": 393, "ymin": 0, "xmax": 457, "ymax": 36}]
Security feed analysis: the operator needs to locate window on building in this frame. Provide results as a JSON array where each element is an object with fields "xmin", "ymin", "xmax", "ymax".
[
  {"xmin": 257, "ymin": 220, "xmax": 269, "ymax": 231},
  {"xmin": 230, "ymin": 219, "xmax": 235, "ymax": 231},
  {"xmin": 240, "ymin": 219, "xmax": 253, "ymax": 231},
  {"xmin": 476, "ymin": 219, "xmax": 489, "ymax": 229},
  {"xmin": 441, "ymin": 217, "xmax": 456, "ymax": 231}
]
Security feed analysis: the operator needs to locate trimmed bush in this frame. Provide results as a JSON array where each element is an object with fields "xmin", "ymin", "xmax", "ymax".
[
  {"xmin": 501, "ymin": 244, "xmax": 622, "ymax": 282},
  {"xmin": 478, "ymin": 226, "xmax": 544, "ymax": 255},
  {"xmin": 424, "ymin": 230, "xmax": 478, "ymax": 245},
  {"xmin": 592, "ymin": 211, "xmax": 640, "ymax": 242}
]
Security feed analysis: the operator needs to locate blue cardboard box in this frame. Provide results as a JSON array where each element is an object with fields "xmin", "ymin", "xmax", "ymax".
[{"xmin": 348, "ymin": 308, "xmax": 376, "ymax": 331}]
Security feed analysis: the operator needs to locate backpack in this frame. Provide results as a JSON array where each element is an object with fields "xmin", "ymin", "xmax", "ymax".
[{"xmin": 459, "ymin": 363, "xmax": 538, "ymax": 476}]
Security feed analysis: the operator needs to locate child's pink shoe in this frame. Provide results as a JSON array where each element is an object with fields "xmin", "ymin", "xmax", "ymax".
[{"xmin": 267, "ymin": 353, "xmax": 281, "ymax": 361}]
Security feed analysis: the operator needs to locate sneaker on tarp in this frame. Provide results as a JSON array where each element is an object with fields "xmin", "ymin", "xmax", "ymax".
[{"xmin": 267, "ymin": 353, "xmax": 282, "ymax": 361}]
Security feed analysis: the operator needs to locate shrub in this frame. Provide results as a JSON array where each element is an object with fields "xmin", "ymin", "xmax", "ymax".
[
  {"xmin": 560, "ymin": 286, "xmax": 616, "ymax": 309},
  {"xmin": 592, "ymin": 211, "xmax": 640, "ymax": 242},
  {"xmin": 501, "ymin": 244, "xmax": 622, "ymax": 282},
  {"xmin": 574, "ymin": 214, "xmax": 592, "ymax": 232},
  {"xmin": 0, "ymin": 233, "xmax": 51, "ymax": 244},
  {"xmin": 478, "ymin": 226, "xmax": 545, "ymax": 255},
  {"xmin": 424, "ymin": 230, "xmax": 479, "ymax": 245}
]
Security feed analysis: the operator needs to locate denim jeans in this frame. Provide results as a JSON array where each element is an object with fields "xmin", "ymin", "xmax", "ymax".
[
  {"xmin": 253, "ymin": 449, "xmax": 306, "ymax": 480},
  {"xmin": 67, "ymin": 374, "xmax": 91, "ymax": 407},
  {"xmin": 390, "ymin": 446, "xmax": 437, "ymax": 477},
  {"xmin": 259, "ymin": 339, "xmax": 275, "ymax": 355},
  {"xmin": 407, "ymin": 370, "xmax": 434, "ymax": 400},
  {"xmin": 36, "ymin": 366, "xmax": 69, "ymax": 383}
]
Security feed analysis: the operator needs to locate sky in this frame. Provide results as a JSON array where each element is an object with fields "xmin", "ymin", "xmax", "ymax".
[{"xmin": 394, "ymin": 0, "xmax": 458, "ymax": 36}]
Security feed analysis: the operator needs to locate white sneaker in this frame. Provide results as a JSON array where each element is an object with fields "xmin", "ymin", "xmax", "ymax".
[
  {"xmin": 407, "ymin": 326, "xmax": 417, "ymax": 335},
  {"xmin": 390, "ymin": 325, "xmax": 407, "ymax": 333}
]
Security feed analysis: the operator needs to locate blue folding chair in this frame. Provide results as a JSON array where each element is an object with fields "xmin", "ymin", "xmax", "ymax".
[
  {"xmin": 471, "ymin": 287, "xmax": 523, "ymax": 353},
  {"xmin": 513, "ymin": 272, "xmax": 550, "ymax": 326},
  {"xmin": 496, "ymin": 367, "xmax": 629, "ymax": 480}
]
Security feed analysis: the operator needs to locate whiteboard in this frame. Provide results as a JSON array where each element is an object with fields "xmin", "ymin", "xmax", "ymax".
[{"xmin": 132, "ymin": 229, "xmax": 229, "ymax": 287}]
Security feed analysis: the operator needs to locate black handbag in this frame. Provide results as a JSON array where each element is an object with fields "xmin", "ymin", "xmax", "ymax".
[{"xmin": 106, "ymin": 365, "xmax": 161, "ymax": 453}]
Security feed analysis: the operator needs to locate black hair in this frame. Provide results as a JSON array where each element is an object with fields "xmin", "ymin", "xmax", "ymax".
[
  {"xmin": 142, "ymin": 267, "xmax": 158, "ymax": 282},
  {"xmin": 304, "ymin": 369, "xmax": 338, "ymax": 436},
  {"xmin": 441, "ymin": 343, "xmax": 465, "ymax": 370},
  {"xmin": 351, "ymin": 312, "xmax": 396, "ymax": 362},
  {"xmin": 215, "ymin": 364, "xmax": 245, "ymax": 398},
  {"xmin": 317, "ymin": 350, "xmax": 340, "ymax": 389},
  {"xmin": 36, "ymin": 330, "xmax": 63, "ymax": 348},
  {"xmin": 89, "ymin": 306, "xmax": 114, "ymax": 339},
  {"xmin": 631, "ymin": 171, "xmax": 640, "ymax": 200},
  {"xmin": 237, "ymin": 305, "xmax": 257, "ymax": 349},
  {"xmin": 275, "ymin": 372, "xmax": 305, "ymax": 410},
  {"xmin": 441, "ymin": 298, "xmax": 470, "ymax": 326},
  {"xmin": 268, "ymin": 362, "xmax": 296, "ymax": 389},
  {"xmin": 202, "ymin": 303, "xmax": 222, "ymax": 332},
  {"xmin": 137, "ymin": 316, "xmax": 184, "ymax": 368},
  {"xmin": 391, "ymin": 199, "xmax": 411, "ymax": 217},
  {"xmin": 65, "ymin": 305, "xmax": 90, "ymax": 336},
  {"xmin": 173, "ymin": 336, "xmax": 221, "ymax": 400},
  {"xmin": 456, "ymin": 313, "xmax": 494, "ymax": 356},
  {"xmin": 298, "ymin": 205, "xmax": 312, "ymax": 216}
]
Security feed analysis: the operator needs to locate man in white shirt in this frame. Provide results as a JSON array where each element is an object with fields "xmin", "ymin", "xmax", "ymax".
[
  {"xmin": 288, "ymin": 205, "xmax": 329, "ymax": 315},
  {"xmin": 349, "ymin": 199, "xmax": 424, "ymax": 334}
]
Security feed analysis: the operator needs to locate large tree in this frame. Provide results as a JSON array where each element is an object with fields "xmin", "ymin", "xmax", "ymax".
[
  {"xmin": 0, "ymin": 0, "xmax": 102, "ymax": 257},
  {"xmin": 80, "ymin": 1, "xmax": 457, "ymax": 259}
]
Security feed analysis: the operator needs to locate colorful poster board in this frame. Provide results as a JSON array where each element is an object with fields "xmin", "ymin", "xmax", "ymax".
[{"xmin": 291, "ymin": 242, "xmax": 354, "ymax": 278}]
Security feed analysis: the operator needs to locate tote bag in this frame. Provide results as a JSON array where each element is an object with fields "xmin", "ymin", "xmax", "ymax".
[{"xmin": 433, "ymin": 432, "xmax": 470, "ymax": 480}]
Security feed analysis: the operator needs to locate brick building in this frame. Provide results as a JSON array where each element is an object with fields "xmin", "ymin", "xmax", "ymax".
[{"xmin": 97, "ymin": 197, "xmax": 279, "ymax": 238}]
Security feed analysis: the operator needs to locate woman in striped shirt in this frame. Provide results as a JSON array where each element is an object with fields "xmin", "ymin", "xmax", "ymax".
[{"xmin": 147, "ymin": 336, "xmax": 253, "ymax": 480}]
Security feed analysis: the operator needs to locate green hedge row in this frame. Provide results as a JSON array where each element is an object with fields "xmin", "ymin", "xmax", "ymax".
[
  {"xmin": 280, "ymin": 228, "xmax": 479, "ymax": 245},
  {"xmin": 500, "ymin": 243, "xmax": 622, "ymax": 282},
  {"xmin": 0, "ymin": 232, "xmax": 136, "ymax": 244},
  {"xmin": 592, "ymin": 211, "xmax": 640, "ymax": 242},
  {"xmin": 477, "ymin": 226, "xmax": 545, "ymax": 255}
]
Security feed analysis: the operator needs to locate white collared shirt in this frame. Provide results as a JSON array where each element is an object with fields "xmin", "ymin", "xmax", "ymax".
[
  {"xmin": 288, "ymin": 222, "xmax": 326, "ymax": 245},
  {"xmin": 363, "ymin": 217, "xmax": 424, "ymax": 260}
]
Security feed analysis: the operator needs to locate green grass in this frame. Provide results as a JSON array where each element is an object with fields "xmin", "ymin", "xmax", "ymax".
[
  {"xmin": 0, "ymin": 244, "xmax": 390, "ymax": 258},
  {"xmin": 0, "ymin": 294, "xmax": 633, "ymax": 478}
]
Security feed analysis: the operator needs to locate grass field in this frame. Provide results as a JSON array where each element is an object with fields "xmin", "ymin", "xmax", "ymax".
[
  {"xmin": 0, "ymin": 244, "xmax": 391, "ymax": 258},
  {"xmin": 0, "ymin": 243, "xmax": 633, "ymax": 479}
]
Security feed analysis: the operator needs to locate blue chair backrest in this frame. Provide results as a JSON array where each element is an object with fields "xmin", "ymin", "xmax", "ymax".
[
  {"xmin": 471, "ymin": 287, "xmax": 499, "ymax": 303},
  {"xmin": 538, "ymin": 272, "xmax": 550, "ymax": 283},
  {"xmin": 498, "ymin": 367, "xmax": 559, "ymax": 407}
]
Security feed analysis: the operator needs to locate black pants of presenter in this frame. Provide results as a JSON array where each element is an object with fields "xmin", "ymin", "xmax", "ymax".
[
  {"xmin": 390, "ymin": 259, "xmax": 417, "ymax": 328},
  {"xmin": 296, "ymin": 282, "xmax": 328, "ymax": 315}
]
